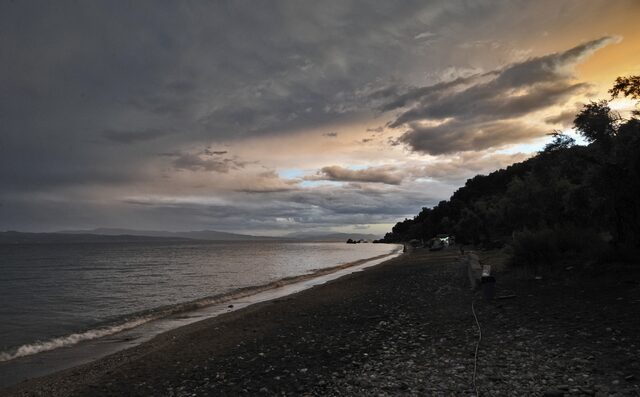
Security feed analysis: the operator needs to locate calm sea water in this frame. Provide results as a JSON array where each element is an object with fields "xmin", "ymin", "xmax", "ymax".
[{"xmin": 0, "ymin": 241, "xmax": 395, "ymax": 362}]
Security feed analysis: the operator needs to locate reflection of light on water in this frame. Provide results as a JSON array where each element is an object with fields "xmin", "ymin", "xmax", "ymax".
[
  {"xmin": 1, "ymin": 241, "xmax": 397, "ymax": 363},
  {"xmin": 0, "ymin": 247, "xmax": 403, "ymax": 389}
]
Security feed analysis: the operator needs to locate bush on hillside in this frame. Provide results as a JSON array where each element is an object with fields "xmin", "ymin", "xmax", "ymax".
[{"xmin": 510, "ymin": 226, "xmax": 608, "ymax": 271}]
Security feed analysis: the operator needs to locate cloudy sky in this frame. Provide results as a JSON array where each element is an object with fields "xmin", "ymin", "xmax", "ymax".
[{"xmin": 1, "ymin": 1, "xmax": 639, "ymax": 236}]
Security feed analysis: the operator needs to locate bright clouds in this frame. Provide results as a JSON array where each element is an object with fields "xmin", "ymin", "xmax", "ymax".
[
  {"xmin": 383, "ymin": 37, "xmax": 620, "ymax": 154},
  {"xmin": 307, "ymin": 166, "xmax": 405, "ymax": 185},
  {"xmin": 1, "ymin": 1, "xmax": 638, "ymax": 235}
]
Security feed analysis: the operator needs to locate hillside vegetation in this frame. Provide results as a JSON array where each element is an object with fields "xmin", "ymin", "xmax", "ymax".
[{"xmin": 383, "ymin": 76, "xmax": 640, "ymax": 268}]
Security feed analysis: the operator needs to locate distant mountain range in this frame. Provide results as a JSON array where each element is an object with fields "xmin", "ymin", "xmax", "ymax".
[
  {"xmin": 0, "ymin": 231, "xmax": 195, "ymax": 245},
  {"xmin": 58, "ymin": 228, "xmax": 283, "ymax": 241},
  {"xmin": 283, "ymin": 231, "xmax": 380, "ymax": 242},
  {"xmin": 0, "ymin": 228, "xmax": 381, "ymax": 244}
]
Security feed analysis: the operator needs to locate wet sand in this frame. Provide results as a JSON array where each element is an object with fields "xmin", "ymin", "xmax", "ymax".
[{"xmin": 3, "ymin": 248, "xmax": 640, "ymax": 396}]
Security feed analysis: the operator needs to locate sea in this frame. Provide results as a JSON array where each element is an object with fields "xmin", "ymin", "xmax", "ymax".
[{"xmin": 0, "ymin": 240, "xmax": 400, "ymax": 387}]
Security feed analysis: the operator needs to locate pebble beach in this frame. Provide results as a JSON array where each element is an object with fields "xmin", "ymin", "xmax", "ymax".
[{"xmin": 3, "ymin": 248, "xmax": 639, "ymax": 396}]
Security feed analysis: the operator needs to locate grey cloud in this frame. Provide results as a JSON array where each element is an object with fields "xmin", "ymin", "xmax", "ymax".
[
  {"xmin": 377, "ymin": 72, "xmax": 497, "ymax": 113},
  {"xmin": 1, "ymin": 1, "xmax": 445, "ymax": 193},
  {"xmin": 171, "ymin": 152, "xmax": 246, "ymax": 173},
  {"xmin": 282, "ymin": 182, "xmax": 447, "ymax": 218},
  {"xmin": 397, "ymin": 119, "xmax": 545, "ymax": 155},
  {"xmin": 493, "ymin": 36, "xmax": 619, "ymax": 88},
  {"xmin": 390, "ymin": 81, "xmax": 587, "ymax": 126},
  {"xmin": 235, "ymin": 186, "xmax": 298, "ymax": 194},
  {"xmin": 109, "ymin": 182, "xmax": 445, "ymax": 232},
  {"xmin": 308, "ymin": 165, "xmax": 404, "ymax": 185},
  {"xmin": 203, "ymin": 148, "xmax": 229, "ymax": 156},
  {"xmin": 2, "ymin": 2, "xmax": 616, "ymax": 194},
  {"xmin": 102, "ymin": 128, "xmax": 173, "ymax": 144},
  {"xmin": 385, "ymin": 37, "xmax": 617, "ymax": 154},
  {"xmin": 0, "ymin": 0, "xmax": 460, "ymax": 233},
  {"xmin": 414, "ymin": 31, "xmax": 436, "ymax": 40},
  {"xmin": 391, "ymin": 37, "xmax": 617, "ymax": 126},
  {"xmin": 233, "ymin": 171, "xmax": 300, "ymax": 193},
  {"xmin": 173, "ymin": 154, "xmax": 230, "ymax": 173},
  {"xmin": 545, "ymin": 108, "xmax": 581, "ymax": 126},
  {"xmin": 459, "ymin": 40, "xmax": 501, "ymax": 49},
  {"xmin": 3, "ymin": 179, "xmax": 449, "ymax": 233},
  {"xmin": 414, "ymin": 152, "xmax": 532, "ymax": 182}
]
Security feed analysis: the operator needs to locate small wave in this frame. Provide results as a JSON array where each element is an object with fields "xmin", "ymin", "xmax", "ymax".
[
  {"xmin": 0, "ymin": 248, "xmax": 402, "ymax": 363},
  {"xmin": 0, "ymin": 317, "xmax": 152, "ymax": 362}
]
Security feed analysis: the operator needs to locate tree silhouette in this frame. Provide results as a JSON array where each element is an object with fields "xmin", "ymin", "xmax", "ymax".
[
  {"xmin": 573, "ymin": 100, "xmax": 619, "ymax": 143},
  {"xmin": 610, "ymin": 75, "xmax": 640, "ymax": 99},
  {"xmin": 543, "ymin": 131, "xmax": 575, "ymax": 152},
  {"xmin": 610, "ymin": 75, "xmax": 640, "ymax": 116}
]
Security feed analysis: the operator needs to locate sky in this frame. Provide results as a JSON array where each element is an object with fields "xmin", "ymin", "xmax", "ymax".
[{"xmin": 1, "ymin": 1, "xmax": 639, "ymax": 236}]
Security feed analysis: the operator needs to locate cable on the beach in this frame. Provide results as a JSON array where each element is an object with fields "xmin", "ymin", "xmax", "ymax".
[{"xmin": 471, "ymin": 299, "xmax": 481, "ymax": 396}]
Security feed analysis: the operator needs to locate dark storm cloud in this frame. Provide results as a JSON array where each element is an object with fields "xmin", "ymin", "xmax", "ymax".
[
  {"xmin": 385, "ymin": 36, "xmax": 619, "ymax": 154},
  {"xmin": 307, "ymin": 166, "xmax": 404, "ymax": 185},
  {"xmin": 172, "ymin": 154, "xmax": 234, "ymax": 173},
  {"xmin": 1, "ymin": 0, "xmax": 461, "ymax": 233},
  {"xmin": 376, "ymin": 72, "xmax": 497, "ymax": 113},
  {"xmin": 102, "ymin": 128, "xmax": 173, "ymax": 144},
  {"xmin": 109, "ymin": 183, "xmax": 445, "ymax": 232},
  {"xmin": 545, "ymin": 108, "xmax": 581, "ymax": 127},
  {"xmin": 396, "ymin": 119, "xmax": 544, "ymax": 155},
  {"xmin": 265, "ymin": 184, "xmax": 444, "ymax": 220},
  {"xmin": 170, "ymin": 151, "xmax": 247, "ymax": 173},
  {"xmin": 389, "ymin": 81, "xmax": 587, "ymax": 126},
  {"xmin": 0, "ymin": 0, "xmax": 443, "ymax": 196},
  {"xmin": 203, "ymin": 149, "xmax": 228, "ymax": 156}
]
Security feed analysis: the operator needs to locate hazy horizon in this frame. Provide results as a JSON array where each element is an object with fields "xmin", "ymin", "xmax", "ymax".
[{"xmin": 0, "ymin": 227, "xmax": 384, "ymax": 239}]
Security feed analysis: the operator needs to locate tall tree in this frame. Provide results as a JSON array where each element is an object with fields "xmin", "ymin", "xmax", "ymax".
[{"xmin": 573, "ymin": 100, "xmax": 619, "ymax": 143}]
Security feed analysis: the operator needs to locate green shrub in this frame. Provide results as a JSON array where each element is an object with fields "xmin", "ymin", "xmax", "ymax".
[
  {"xmin": 510, "ymin": 228, "xmax": 558, "ymax": 270},
  {"xmin": 509, "ymin": 226, "xmax": 608, "ymax": 271},
  {"xmin": 554, "ymin": 225, "xmax": 609, "ymax": 261}
]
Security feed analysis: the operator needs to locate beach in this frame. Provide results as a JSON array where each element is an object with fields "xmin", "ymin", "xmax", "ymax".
[{"xmin": 3, "ymin": 248, "xmax": 639, "ymax": 396}]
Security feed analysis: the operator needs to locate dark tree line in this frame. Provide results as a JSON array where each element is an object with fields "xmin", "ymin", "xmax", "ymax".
[{"xmin": 383, "ymin": 76, "xmax": 640, "ymax": 252}]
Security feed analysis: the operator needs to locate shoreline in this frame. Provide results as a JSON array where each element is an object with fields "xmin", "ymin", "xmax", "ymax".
[
  {"xmin": 0, "ymin": 247, "xmax": 402, "ymax": 390},
  {"xmin": 4, "ymin": 248, "xmax": 639, "ymax": 396}
]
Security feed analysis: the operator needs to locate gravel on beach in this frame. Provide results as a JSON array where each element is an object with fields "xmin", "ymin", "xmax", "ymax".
[{"xmin": 4, "ymin": 248, "xmax": 640, "ymax": 396}]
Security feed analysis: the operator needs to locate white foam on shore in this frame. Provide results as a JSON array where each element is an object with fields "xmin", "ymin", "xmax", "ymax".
[
  {"xmin": 0, "ymin": 247, "xmax": 403, "ymax": 364},
  {"xmin": 0, "ymin": 317, "xmax": 154, "ymax": 362}
]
